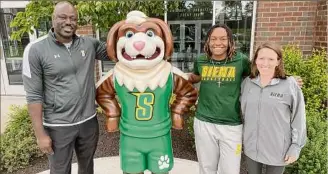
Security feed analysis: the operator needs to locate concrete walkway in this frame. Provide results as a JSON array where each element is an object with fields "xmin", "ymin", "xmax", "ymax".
[
  {"xmin": 37, "ymin": 156, "xmax": 199, "ymax": 174},
  {"xmin": 0, "ymin": 95, "xmax": 26, "ymax": 133}
]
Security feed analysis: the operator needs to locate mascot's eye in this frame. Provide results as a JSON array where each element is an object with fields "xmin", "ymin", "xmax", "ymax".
[
  {"xmin": 146, "ymin": 30, "xmax": 155, "ymax": 37},
  {"xmin": 125, "ymin": 31, "xmax": 134, "ymax": 38}
]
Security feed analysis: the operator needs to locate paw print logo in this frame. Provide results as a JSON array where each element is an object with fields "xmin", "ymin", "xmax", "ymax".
[{"xmin": 158, "ymin": 155, "xmax": 170, "ymax": 170}]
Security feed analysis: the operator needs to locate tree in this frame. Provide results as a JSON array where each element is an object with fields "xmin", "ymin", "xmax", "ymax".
[
  {"xmin": 10, "ymin": 0, "xmax": 179, "ymax": 41},
  {"xmin": 224, "ymin": 1, "xmax": 243, "ymax": 20},
  {"xmin": 9, "ymin": 0, "xmax": 56, "ymax": 41},
  {"xmin": 243, "ymin": 1, "xmax": 253, "ymax": 17}
]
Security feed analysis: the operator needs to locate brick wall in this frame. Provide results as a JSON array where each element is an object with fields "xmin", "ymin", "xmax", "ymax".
[
  {"xmin": 314, "ymin": 1, "xmax": 327, "ymax": 51},
  {"xmin": 255, "ymin": 1, "xmax": 319, "ymax": 55},
  {"xmin": 76, "ymin": 25, "xmax": 101, "ymax": 82},
  {"xmin": 76, "ymin": 25, "xmax": 94, "ymax": 37}
]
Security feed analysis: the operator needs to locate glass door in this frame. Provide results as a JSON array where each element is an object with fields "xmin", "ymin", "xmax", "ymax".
[
  {"xmin": 183, "ymin": 23, "xmax": 196, "ymax": 72},
  {"xmin": 0, "ymin": 36, "xmax": 26, "ymax": 95},
  {"xmin": 199, "ymin": 23, "xmax": 213, "ymax": 54},
  {"xmin": 214, "ymin": 1, "xmax": 254, "ymax": 55},
  {"xmin": 168, "ymin": 21, "xmax": 212, "ymax": 72},
  {"xmin": 169, "ymin": 23, "xmax": 183, "ymax": 70},
  {"xmin": 0, "ymin": 8, "xmax": 34, "ymax": 95}
]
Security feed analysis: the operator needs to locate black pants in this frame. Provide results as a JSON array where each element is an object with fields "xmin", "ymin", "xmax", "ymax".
[
  {"xmin": 246, "ymin": 156, "xmax": 285, "ymax": 174},
  {"xmin": 45, "ymin": 116, "xmax": 99, "ymax": 174}
]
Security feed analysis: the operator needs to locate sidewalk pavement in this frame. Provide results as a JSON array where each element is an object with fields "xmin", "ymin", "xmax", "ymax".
[
  {"xmin": 0, "ymin": 95, "xmax": 26, "ymax": 133},
  {"xmin": 37, "ymin": 156, "xmax": 199, "ymax": 174}
]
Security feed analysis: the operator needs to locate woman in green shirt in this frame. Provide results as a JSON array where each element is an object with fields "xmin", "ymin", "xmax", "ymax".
[{"xmin": 188, "ymin": 24, "xmax": 250, "ymax": 174}]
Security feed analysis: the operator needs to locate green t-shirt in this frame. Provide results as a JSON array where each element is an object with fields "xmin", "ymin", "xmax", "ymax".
[
  {"xmin": 193, "ymin": 52, "xmax": 251, "ymax": 125},
  {"xmin": 115, "ymin": 73, "xmax": 173, "ymax": 138}
]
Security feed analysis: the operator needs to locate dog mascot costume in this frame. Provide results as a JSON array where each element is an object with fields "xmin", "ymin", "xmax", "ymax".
[{"xmin": 96, "ymin": 11, "xmax": 198, "ymax": 174}]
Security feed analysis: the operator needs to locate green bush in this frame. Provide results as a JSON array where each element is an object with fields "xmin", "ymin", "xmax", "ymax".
[
  {"xmin": 284, "ymin": 46, "xmax": 327, "ymax": 116},
  {"xmin": 283, "ymin": 46, "xmax": 328, "ymax": 174},
  {"xmin": 286, "ymin": 109, "xmax": 327, "ymax": 174},
  {"xmin": 186, "ymin": 46, "xmax": 328, "ymax": 174},
  {"xmin": 0, "ymin": 105, "xmax": 43, "ymax": 173}
]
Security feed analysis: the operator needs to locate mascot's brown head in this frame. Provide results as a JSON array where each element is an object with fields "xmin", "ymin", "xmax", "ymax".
[{"xmin": 106, "ymin": 11, "xmax": 173, "ymax": 70}]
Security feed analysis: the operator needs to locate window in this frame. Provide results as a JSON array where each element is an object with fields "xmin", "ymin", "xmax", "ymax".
[
  {"xmin": 214, "ymin": 1, "xmax": 253, "ymax": 55},
  {"xmin": 0, "ymin": 8, "xmax": 29, "ymax": 85},
  {"xmin": 167, "ymin": 1, "xmax": 214, "ymax": 72},
  {"xmin": 36, "ymin": 20, "xmax": 52, "ymax": 38}
]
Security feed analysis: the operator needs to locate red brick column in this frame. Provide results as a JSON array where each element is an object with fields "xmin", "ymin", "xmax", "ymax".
[
  {"xmin": 255, "ymin": 1, "xmax": 318, "ymax": 55},
  {"xmin": 76, "ymin": 25, "xmax": 101, "ymax": 82},
  {"xmin": 314, "ymin": 1, "xmax": 327, "ymax": 51}
]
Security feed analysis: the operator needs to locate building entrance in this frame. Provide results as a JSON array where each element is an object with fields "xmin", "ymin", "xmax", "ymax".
[{"xmin": 168, "ymin": 21, "xmax": 212, "ymax": 72}]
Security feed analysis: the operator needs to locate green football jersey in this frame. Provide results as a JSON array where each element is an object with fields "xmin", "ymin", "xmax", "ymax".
[
  {"xmin": 193, "ymin": 52, "xmax": 251, "ymax": 125},
  {"xmin": 115, "ymin": 73, "xmax": 173, "ymax": 138}
]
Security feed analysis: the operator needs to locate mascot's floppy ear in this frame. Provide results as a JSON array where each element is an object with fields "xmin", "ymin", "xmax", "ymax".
[
  {"xmin": 106, "ymin": 20, "xmax": 126, "ymax": 62},
  {"xmin": 147, "ymin": 18, "xmax": 173, "ymax": 60}
]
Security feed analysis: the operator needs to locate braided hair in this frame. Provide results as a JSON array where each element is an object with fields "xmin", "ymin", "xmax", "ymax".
[{"xmin": 203, "ymin": 23, "xmax": 236, "ymax": 60}]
